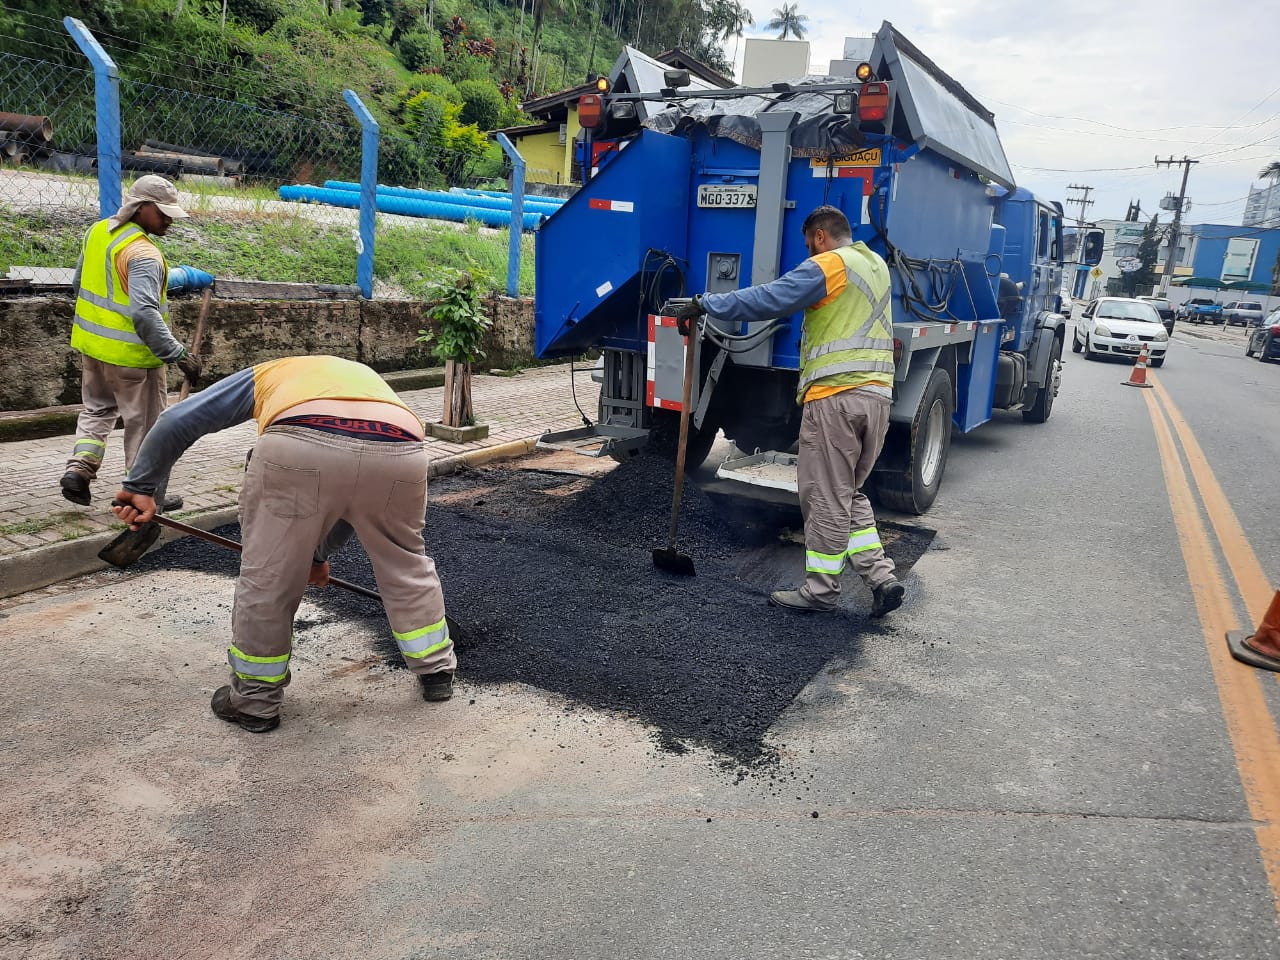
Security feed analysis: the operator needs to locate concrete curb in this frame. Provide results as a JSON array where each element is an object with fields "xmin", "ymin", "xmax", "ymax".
[
  {"xmin": 0, "ymin": 435, "xmax": 542, "ymax": 600},
  {"xmin": 0, "ymin": 368, "xmax": 451, "ymax": 442}
]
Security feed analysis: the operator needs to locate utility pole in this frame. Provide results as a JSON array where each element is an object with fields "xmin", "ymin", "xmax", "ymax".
[
  {"xmin": 1065, "ymin": 184, "xmax": 1094, "ymax": 298},
  {"xmin": 1154, "ymin": 156, "xmax": 1198, "ymax": 294}
]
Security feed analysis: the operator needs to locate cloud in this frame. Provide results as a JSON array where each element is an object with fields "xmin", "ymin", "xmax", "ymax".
[{"xmin": 726, "ymin": 1, "xmax": 1280, "ymax": 223}]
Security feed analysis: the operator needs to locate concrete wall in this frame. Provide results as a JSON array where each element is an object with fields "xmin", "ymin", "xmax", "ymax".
[{"xmin": 0, "ymin": 295, "xmax": 536, "ymax": 411}]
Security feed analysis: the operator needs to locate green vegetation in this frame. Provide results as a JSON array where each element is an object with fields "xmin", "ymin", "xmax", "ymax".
[
  {"xmin": 0, "ymin": 511, "xmax": 89, "ymax": 538},
  {"xmin": 0, "ymin": 211, "xmax": 535, "ymax": 298}
]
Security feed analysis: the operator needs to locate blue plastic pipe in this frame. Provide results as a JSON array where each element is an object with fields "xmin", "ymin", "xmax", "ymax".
[
  {"xmin": 321, "ymin": 180, "xmax": 563, "ymax": 216},
  {"xmin": 453, "ymin": 188, "xmax": 566, "ymax": 206},
  {"xmin": 280, "ymin": 185, "xmax": 544, "ymax": 231}
]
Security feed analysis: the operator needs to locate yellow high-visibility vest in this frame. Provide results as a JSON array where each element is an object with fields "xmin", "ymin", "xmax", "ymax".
[
  {"xmin": 70, "ymin": 220, "xmax": 168, "ymax": 368},
  {"xmin": 796, "ymin": 242, "xmax": 895, "ymax": 403}
]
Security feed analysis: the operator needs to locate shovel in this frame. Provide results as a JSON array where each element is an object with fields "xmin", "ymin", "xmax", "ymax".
[
  {"xmin": 98, "ymin": 509, "xmax": 382, "ymax": 602},
  {"xmin": 652, "ymin": 316, "xmax": 698, "ymax": 577}
]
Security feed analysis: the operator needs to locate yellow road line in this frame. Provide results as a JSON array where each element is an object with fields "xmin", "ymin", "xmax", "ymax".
[
  {"xmin": 1142, "ymin": 388, "xmax": 1280, "ymax": 912},
  {"xmin": 1151, "ymin": 375, "xmax": 1274, "ymax": 628}
]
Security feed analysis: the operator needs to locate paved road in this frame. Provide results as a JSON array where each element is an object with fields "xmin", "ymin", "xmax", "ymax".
[{"xmin": 1, "ymin": 324, "xmax": 1277, "ymax": 958}]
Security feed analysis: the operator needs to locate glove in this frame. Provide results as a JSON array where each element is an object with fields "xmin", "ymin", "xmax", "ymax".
[
  {"xmin": 671, "ymin": 296, "xmax": 706, "ymax": 337},
  {"xmin": 175, "ymin": 351, "xmax": 202, "ymax": 387}
]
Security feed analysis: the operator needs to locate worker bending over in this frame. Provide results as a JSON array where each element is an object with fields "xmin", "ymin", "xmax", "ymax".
[
  {"xmin": 112, "ymin": 355, "xmax": 455, "ymax": 732},
  {"xmin": 674, "ymin": 205, "xmax": 905, "ymax": 618}
]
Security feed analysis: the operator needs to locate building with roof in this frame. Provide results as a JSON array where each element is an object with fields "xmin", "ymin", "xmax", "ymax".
[{"xmin": 496, "ymin": 47, "xmax": 733, "ymax": 186}]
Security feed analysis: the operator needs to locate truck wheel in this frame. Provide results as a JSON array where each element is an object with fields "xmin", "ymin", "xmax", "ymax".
[
  {"xmin": 1023, "ymin": 334, "xmax": 1062, "ymax": 423},
  {"xmin": 874, "ymin": 367, "xmax": 953, "ymax": 515}
]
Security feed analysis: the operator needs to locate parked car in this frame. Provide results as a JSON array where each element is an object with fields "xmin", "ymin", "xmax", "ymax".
[
  {"xmin": 1177, "ymin": 298, "xmax": 1224, "ymax": 324},
  {"xmin": 1223, "ymin": 300, "xmax": 1265, "ymax": 327},
  {"xmin": 1137, "ymin": 295, "xmax": 1175, "ymax": 334},
  {"xmin": 1245, "ymin": 308, "xmax": 1280, "ymax": 362},
  {"xmin": 1071, "ymin": 297, "xmax": 1170, "ymax": 366}
]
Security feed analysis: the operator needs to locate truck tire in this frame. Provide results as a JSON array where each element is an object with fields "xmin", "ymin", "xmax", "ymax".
[
  {"xmin": 874, "ymin": 366, "xmax": 953, "ymax": 515},
  {"xmin": 1023, "ymin": 334, "xmax": 1062, "ymax": 423}
]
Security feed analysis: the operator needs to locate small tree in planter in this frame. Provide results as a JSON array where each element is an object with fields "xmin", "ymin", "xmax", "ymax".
[{"xmin": 417, "ymin": 271, "xmax": 494, "ymax": 442}]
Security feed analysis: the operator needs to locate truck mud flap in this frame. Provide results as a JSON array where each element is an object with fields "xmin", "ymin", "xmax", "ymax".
[
  {"xmin": 536, "ymin": 424, "xmax": 650, "ymax": 459},
  {"xmin": 715, "ymin": 450, "xmax": 799, "ymax": 493}
]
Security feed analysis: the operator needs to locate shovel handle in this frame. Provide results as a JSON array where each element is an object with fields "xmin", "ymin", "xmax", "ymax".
[
  {"xmin": 113, "ymin": 502, "xmax": 383, "ymax": 603},
  {"xmin": 667, "ymin": 321, "xmax": 698, "ymax": 546},
  {"xmin": 178, "ymin": 287, "xmax": 212, "ymax": 402}
]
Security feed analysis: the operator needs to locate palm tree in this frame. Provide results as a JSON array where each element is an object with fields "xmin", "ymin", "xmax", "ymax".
[
  {"xmin": 1260, "ymin": 161, "xmax": 1280, "ymax": 182},
  {"xmin": 767, "ymin": 3, "xmax": 807, "ymax": 40},
  {"xmin": 721, "ymin": 2, "xmax": 754, "ymax": 67}
]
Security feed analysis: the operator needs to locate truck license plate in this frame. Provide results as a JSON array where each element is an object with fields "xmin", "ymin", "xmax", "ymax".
[{"xmin": 697, "ymin": 184, "xmax": 757, "ymax": 208}]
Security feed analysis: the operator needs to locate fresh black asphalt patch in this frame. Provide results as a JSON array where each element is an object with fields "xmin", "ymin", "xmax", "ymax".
[{"xmin": 134, "ymin": 455, "xmax": 934, "ymax": 765}]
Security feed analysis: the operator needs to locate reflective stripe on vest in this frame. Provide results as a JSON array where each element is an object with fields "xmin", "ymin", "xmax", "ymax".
[
  {"xmin": 847, "ymin": 527, "xmax": 883, "ymax": 556},
  {"xmin": 70, "ymin": 221, "xmax": 168, "ymax": 369},
  {"xmin": 797, "ymin": 243, "xmax": 894, "ymax": 401},
  {"xmin": 228, "ymin": 643, "xmax": 290, "ymax": 684},
  {"xmin": 393, "ymin": 617, "xmax": 451, "ymax": 659}
]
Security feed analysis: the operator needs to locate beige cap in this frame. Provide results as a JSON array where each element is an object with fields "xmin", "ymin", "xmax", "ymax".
[{"xmin": 108, "ymin": 175, "xmax": 191, "ymax": 230}]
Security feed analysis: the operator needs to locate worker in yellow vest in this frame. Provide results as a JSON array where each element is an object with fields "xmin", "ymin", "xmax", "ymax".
[
  {"xmin": 672, "ymin": 205, "xmax": 906, "ymax": 618},
  {"xmin": 111, "ymin": 355, "xmax": 456, "ymax": 732},
  {"xmin": 61, "ymin": 175, "xmax": 202, "ymax": 510}
]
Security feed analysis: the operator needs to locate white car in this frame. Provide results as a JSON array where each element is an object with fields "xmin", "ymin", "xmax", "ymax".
[{"xmin": 1071, "ymin": 297, "xmax": 1169, "ymax": 367}]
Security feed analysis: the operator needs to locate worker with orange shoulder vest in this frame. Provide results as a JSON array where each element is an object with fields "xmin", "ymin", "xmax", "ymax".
[
  {"xmin": 61, "ymin": 175, "xmax": 202, "ymax": 510},
  {"xmin": 111, "ymin": 355, "xmax": 456, "ymax": 732},
  {"xmin": 672, "ymin": 205, "xmax": 906, "ymax": 618}
]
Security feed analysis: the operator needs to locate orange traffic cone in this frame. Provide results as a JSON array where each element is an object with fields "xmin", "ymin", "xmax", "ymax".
[
  {"xmin": 1122, "ymin": 343, "xmax": 1154, "ymax": 388},
  {"xmin": 1226, "ymin": 590, "xmax": 1280, "ymax": 673}
]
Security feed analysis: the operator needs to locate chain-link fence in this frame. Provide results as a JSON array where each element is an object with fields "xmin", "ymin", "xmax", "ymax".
[
  {"xmin": 0, "ymin": 52, "xmax": 98, "ymax": 216},
  {"xmin": 1, "ymin": 27, "xmax": 535, "ymax": 296}
]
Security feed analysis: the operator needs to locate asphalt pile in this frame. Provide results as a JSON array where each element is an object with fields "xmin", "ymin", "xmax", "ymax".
[{"xmin": 135, "ymin": 454, "xmax": 933, "ymax": 765}]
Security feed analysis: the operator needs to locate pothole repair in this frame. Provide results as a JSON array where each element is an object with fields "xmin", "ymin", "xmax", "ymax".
[{"xmin": 134, "ymin": 452, "xmax": 935, "ymax": 766}]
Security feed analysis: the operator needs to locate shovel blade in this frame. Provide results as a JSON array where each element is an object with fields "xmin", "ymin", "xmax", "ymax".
[
  {"xmin": 97, "ymin": 522, "xmax": 162, "ymax": 568},
  {"xmin": 652, "ymin": 546, "xmax": 696, "ymax": 577}
]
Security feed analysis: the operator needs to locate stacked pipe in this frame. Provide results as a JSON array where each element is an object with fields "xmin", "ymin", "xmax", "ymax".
[
  {"xmin": 0, "ymin": 113, "xmax": 52, "ymax": 166},
  {"xmin": 278, "ymin": 184, "xmax": 545, "ymax": 231},
  {"xmin": 321, "ymin": 180, "xmax": 564, "ymax": 217},
  {"xmin": 452, "ymin": 188, "xmax": 567, "ymax": 207}
]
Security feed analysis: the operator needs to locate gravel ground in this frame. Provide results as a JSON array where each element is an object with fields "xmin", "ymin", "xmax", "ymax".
[{"xmin": 135, "ymin": 455, "xmax": 934, "ymax": 766}]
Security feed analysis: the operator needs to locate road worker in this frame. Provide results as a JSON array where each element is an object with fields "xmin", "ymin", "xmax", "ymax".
[
  {"xmin": 673, "ymin": 204, "xmax": 906, "ymax": 618},
  {"xmin": 111, "ymin": 355, "xmax": 456, "ymax": 732},
  {"xmin": 61, "ymin": 175, "xmax": 202, "ymax": 510}
]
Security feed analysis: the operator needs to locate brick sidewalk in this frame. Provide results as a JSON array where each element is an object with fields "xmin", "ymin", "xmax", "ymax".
[{"xmin": 0, "ymin": 365, "xmax": 599, "ymax": 560}]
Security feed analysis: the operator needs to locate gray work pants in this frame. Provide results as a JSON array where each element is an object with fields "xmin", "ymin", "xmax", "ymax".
[
  {"xmin": 66, "ymin": 355, "xmax": 167, "ymax": 477},
  {"xmin": 228, "ymin": 426, "xmax": 455, "ymax": 719},
  {"xmin": 797, "ymin": 388, "xmax": 896, "ymax": 607}
]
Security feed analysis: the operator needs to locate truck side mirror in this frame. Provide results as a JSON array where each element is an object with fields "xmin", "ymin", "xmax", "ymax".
[{"xmin": 1083, "ymin": 229, "xmax": 1105, "ymax": 266}]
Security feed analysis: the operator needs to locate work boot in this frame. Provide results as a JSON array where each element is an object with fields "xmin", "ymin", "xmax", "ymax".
[
  {"xmin": 210, "ymin": 685, "xmax": 280, "ymax": 733},
  {"xmin": 160, "ymin": 495, "xmax": 184, "ymax": 513},
  {"xmin": 871, "ymin": 577, "xmax": 906, "ymax": 618},
  {"xmin": 419, "ymin": 670, "xmax": 454, "ymax": 702},
  {"xmin": 768, "ymin": 588, "xmax": 834, "ymax": 613},
  {"xmin": 59, "ymin": 468, "xmax": 92, "ymax": 506}
]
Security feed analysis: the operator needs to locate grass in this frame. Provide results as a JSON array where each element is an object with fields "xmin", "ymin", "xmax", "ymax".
[
  {"xmin": 0, "ymin": 206, "xmax": 536, "ymax": 299},
  {"xmin": 0, "ymin": 511, "xmax": 92, "ymax": 538}
]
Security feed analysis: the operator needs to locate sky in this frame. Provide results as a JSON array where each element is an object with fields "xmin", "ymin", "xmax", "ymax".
[{"xmin": 717, "ymin": 0, "xmax": 1280, "ymax": 227}]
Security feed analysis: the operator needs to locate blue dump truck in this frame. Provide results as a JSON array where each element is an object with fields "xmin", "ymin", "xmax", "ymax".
[{"xmin": 533, "ymin": 22, "xmax": 1103, "ymax": 513}]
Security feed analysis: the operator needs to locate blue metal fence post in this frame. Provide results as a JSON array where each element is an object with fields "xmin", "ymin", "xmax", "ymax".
[
  {"xmin": 342, "ymin": 90, "xmax": 379, "ymax": 300},
  {"xmin": 496, "ymin": 133, "xmax": 525, "ymax": 298},
  {"xmin": 63, "ymin": 17, "xmax": 120, "ymax": 219}
]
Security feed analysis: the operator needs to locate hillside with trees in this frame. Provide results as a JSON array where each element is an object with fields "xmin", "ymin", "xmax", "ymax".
[{"xmin": 0, "ymin": 0, "xmax": 751, "ymax": 148}]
